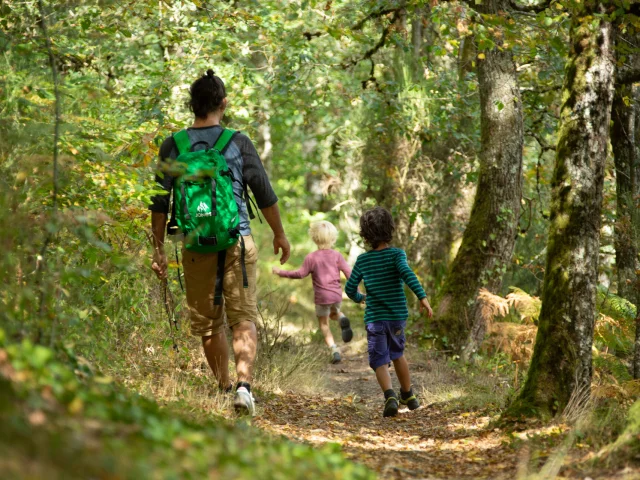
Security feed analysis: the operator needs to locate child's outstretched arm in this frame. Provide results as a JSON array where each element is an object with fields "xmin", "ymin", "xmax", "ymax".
[
  {"xmin": 345, "ymin": 260, "xmax": 364, "ymax": 303},
  {"xmin": 273, "ymin": 255, "xmax": 311, "ymax": 279},
  {"xmin": 394, "ymin": 250, "xmax": 427, "ymax": 300},
  {"xmin": 337, "ymin": 254, "xmax": 352, "ymax": 280},
  {"xmin": 394, "ymin": 250, "xmax": 433, "ymax": 317}
]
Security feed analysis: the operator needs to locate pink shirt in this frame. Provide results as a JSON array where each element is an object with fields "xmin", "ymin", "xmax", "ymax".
[{"xmin": 277, "ymin": 249, "xmax": 352, "ymax": 305}]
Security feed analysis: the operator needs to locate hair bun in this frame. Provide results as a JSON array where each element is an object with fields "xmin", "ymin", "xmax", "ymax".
[{"xmin": 206, "ymin": 69, "xmax": 215, "ymax": 78}]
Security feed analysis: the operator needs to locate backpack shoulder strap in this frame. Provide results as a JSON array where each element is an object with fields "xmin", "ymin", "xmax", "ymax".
[
  {"xmin": 173, "ymin": 129, "xmax": 191, "ymax": 155},
  {"xmin": 213, "ymin": 128, "xmax": 237, "ymax": 154}
]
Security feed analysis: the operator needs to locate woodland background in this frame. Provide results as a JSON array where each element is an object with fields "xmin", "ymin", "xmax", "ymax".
[{"xmin": 2, "ymin": 0, "xmax": 640, "ymax": 478}]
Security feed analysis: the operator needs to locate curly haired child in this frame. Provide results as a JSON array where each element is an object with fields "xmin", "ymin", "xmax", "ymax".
[
  {"xmin": 345, "ymin": 207, "xmax": 433, "ymax": 417},
  {"xmin": 273, "ymin": 221, "xmax": 354, "ymax": 364}
]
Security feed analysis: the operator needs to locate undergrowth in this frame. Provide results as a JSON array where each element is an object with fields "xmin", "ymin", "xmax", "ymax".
[{"xmin": 0, "ymin": 329, "xmax": 373, "ymax": 480}]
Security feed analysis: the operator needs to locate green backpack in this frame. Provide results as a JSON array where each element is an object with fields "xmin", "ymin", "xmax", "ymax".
[{"xmin": 172, "ymin": 128, "xmax": 247, "ymax": 304}]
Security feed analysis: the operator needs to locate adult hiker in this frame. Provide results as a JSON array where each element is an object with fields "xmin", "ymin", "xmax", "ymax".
[{"xmin": 149, "ymin": 69, "xmax": 290, "ymax": 416}]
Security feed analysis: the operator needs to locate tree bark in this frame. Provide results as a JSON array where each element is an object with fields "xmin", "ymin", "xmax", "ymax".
[
  {"xmin": 431, "ymin": 0, "xmax": 523, "ymax": 355},
  {"xmin": 506, "ymin": 6, "xmax": 615, "ymax": 419},
  {"xmin": 633, "ymin": 87, "xmax": 640, "ymax": 379},
  {"xmin": 411, "ymin": 10, "xmax": 422, "ymax": 58},
  {"xmin": 611, "ymin": 84, "xmax": 637, "ymax": 302},
  {"xmin": 634, "ymin": 308, "xmax": 640, "ymax": 379}
]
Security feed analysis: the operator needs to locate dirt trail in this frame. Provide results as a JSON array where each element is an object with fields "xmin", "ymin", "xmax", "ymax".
[{"xmin": 255, "ymin": 343, "xmax": 520, "ymax": 479}]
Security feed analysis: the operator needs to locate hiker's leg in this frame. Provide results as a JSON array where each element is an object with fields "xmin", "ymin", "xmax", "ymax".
[
  {"xmin": 223, "ymin": 236, "xmax": 259, "ymax": 384},
  {"xmin": 202, "ymin": 333, "xmax": 230, "ymax": 389},
  {"xmin": 392, "ymin": 355, "xmax": 411, "ymax": 392},
  {"xmin": 389, "ymin": 321, "xmax": 408, "ymax": 389},
  {"xmin": 367, "ymin": 321, "xmax": 392, "ymax": 391},
  {"xmin": 330, "ymin": 303, "xmax": 353, "ymax": 343},
  {"xmin": 182, "ymin": 248, "xmax": 228, "ymax": 387},
  {"xmin": 231, "ymin": 320, "xmax": 257, "ymax": 383},
  {"xmin": 317, "ymin": 315, "xmax": 336, "ymax": 347},
  {"xmin": 374, "ymin": 363, "xmax": 393, "ymax": 392}
]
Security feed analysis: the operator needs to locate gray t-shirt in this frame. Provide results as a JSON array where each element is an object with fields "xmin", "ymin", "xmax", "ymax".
[{"xmin": 149, "ymin": 125, "xmax": 277, "ymax": 235}]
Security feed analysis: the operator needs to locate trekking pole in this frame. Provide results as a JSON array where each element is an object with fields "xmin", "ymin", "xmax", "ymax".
[
  {"xmin": 174, "ymin": 243, "xmax": 184, "ymax": 293},
  {"xmin": 146, "ymin": 230, "xmax": 180, "ymax": 354},
  {"xmin": 161, "ymin": 276, "xmax": 179, "ymax": 354}
]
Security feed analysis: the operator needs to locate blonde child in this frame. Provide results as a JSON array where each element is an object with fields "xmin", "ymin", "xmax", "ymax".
[{"xmin": 273, "ymin": 221, "xmax": 353, "ymax": 364}]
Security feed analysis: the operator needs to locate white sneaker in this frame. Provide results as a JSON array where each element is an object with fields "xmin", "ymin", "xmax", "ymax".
[{"xmin": 233, "ymin": 387, "xmax": 255, "ymax": 416}]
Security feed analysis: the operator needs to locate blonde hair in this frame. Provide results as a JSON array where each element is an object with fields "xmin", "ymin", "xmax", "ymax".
[{"xmin": 309, "ymin": 221, "xmax": 338, "ymax": 249}]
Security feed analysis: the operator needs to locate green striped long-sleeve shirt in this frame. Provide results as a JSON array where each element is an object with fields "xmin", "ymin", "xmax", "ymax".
[{"xmin": 345, "ymin": 247, "xmax": 427, "ymax": 323}]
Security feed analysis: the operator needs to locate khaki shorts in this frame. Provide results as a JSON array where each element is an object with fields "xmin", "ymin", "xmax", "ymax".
[
  {"xmin": 315, "ymin": 302, "xmax": 342, "ymax": 317},
  {"xmin": 182, "ymin": 235, "xmax": 258, "ymax": 337}
]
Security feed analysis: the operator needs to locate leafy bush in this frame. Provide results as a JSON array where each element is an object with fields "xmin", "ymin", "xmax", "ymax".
[{"xmin": 0, "ymin": 331, "xmax": 374, "ymax": 480}]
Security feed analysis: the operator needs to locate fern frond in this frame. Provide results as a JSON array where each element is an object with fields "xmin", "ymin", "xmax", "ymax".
[
  {"xmin": 597, "ymin": 286, "xmax": 637, "ymax": 322},
  {"xmin": 506, "ymin": 286, "xmax": 541, "ymax": 324}
]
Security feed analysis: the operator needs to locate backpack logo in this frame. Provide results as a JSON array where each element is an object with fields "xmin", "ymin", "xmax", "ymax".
[{"xmin": 196, "ymin": 201, "xmax": 212, "ymax": 217}]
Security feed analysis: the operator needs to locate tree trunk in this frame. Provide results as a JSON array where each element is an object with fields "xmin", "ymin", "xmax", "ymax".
[
  {"xmin": 506, "ymin": 7, "xmax": 615, "ymax": 420},
  {"xmin": 634, "ymin": 308, "xmax": 640, "ymax": 379},
  {"xmin": 411, "ymin": 11, "xmax": 422, "ymax": 58},
  {"xmin": 431, "ymin": 0, "xmax": 523, "ymax": 355},
  {"xmin": 633, "ymin": 87, "xmax": 640, "ymax": 379},
  {"xmin": 611, "ymin": 84, "xmax": 637, "ymax": 301}
]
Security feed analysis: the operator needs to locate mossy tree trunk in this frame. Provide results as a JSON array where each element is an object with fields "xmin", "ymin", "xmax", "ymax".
[
  {"xmin": 431, "ymin": 0, "xmax": 523, "ymax": 354},
  {"xmin": 632, "ymin": 86, "xmax": 640, "ymax": 379},
  {"xmin": 505, "ymin": 6, "xmax": 615, "ymax": 420},
  {"xmin": 611, "ymin": 84, "xmax": 638, "ymax": 303},
  {"xmin": 611, "ymin": 83, "xmax": 640, "ymax": 378}
]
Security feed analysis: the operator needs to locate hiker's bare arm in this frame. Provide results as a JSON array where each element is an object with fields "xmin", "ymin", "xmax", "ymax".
[
  {"xmin": 151, "ymin": 212, "xmax": 168, "ymax": 279},
  {"xmin": 261, "ymin": 204, "xmax": 290, "ymax": 264}
]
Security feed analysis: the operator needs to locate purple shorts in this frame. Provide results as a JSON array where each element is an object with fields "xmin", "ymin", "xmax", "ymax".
[{"xmin": 366, "ymin": 320, "xmax": 406, "ymax": 370}]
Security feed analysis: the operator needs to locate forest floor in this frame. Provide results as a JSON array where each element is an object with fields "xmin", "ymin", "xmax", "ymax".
[
  {"xmin": 256, "ymin": 342, "xmax": 519, "ymax": 479},
  {"xmin": 253, "ymin": 337, "xmax": 640, "ymax": 480}
]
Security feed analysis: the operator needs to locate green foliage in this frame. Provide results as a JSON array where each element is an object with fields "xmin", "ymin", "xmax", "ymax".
[
  {"xmin": 594, "ymin": 287, "xmax": 638, "ymax": 358},
  {"xmin": 593, "ymin": 353, "xmax": 633, "ymax": 383},
  {"xmin": 597, "ymin": 286, "xmax": 638, "ymax": 322},
  {"xmin": 0, "ymin": 331, "xmax": 373, "ymax": 479}
]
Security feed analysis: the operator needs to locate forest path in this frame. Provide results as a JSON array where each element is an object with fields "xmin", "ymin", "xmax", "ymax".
[{"xmin": 254, "ymin": 343, "xmax": 520, "ymax": 479}]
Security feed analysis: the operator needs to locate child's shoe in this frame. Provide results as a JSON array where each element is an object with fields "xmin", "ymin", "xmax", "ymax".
[
  {"xmin": 383, "ymin": 389, "xmax": 399, "ymax": 417},
  {"xmin": 339, "ymin": 316, "xmax": 353, "ymax": 343},
  {"xmin": 400, "ymin": 387, "xmax": 420, "ymax": 410},
  {"xmin": 331, "ymin": 351, "xmax": 342, "ymax": 364}
]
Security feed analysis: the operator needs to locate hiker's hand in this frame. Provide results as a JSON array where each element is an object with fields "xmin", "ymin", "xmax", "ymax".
[
  {"xmin": 420, "ymin": 297, "xmax": 433, "ymax": 318},
  {"xmin": 273, "ymin": 234, "xmax": 290, "ymax": 265},
  {"xmin": 272, "ymin": 267, "xmax": 281, "ymax": 275},
  {"xmin": 152, "ymin": 248, "xmax": 168, "ymax": 279}
]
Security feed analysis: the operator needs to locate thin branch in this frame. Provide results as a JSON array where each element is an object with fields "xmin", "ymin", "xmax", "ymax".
[
  {"xmin": 361, "ymin": 58, "xmax": 382, "ymax": 92},
  {"xmin": 520, "ymin": 85, "xmax": 561, "ymax": 95},
  {"xmin": 518, "ymin": 196, "xmax": 534, "ymax": 235},
  {"xmin": 527, "ymin": 130, "xmax": 556, "ymax": 152},
  {"xmin": 38, "ymin": 0, "xmax": 60, "ymax": 214},
  {"xmin": 303, "ymin": 31, "xmax": 323, "ymax": 41},
  {"xmin": 35, "ymin": 0, "xmax": 61, "ymax": 339},
  {"xmin": 343, "ymin": 10, "xmax": 400, "ymax": 69},
  {"xmin": 509, "ymin": 0, "xmax": 550, "ymax": 13},
  {"xmin": 352, "ymin": 5, "xmax": 404, "ymax": 31}
]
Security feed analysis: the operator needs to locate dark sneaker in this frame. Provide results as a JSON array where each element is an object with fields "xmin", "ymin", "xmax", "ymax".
[
  {"xmin": 233, "ymin": 387, "xmax": 255, "ymax": 416},
  {"xmin": 219, "ymin": 384, "xmax": 233, "ymax": 394},
  {"xmin": 331, "ymin": 351, "xmax": 342, "ymax": 364},
  {"xmin": 383, "ymin": 395, "xmax": 399, "ymax": 417},
  {"xmin": 399, "ymin": 390, "xmax": 420, "ymax": 410},
  {"xmin": 340, "ymin": 316, "xmax": 353, "ymax": 343}
]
